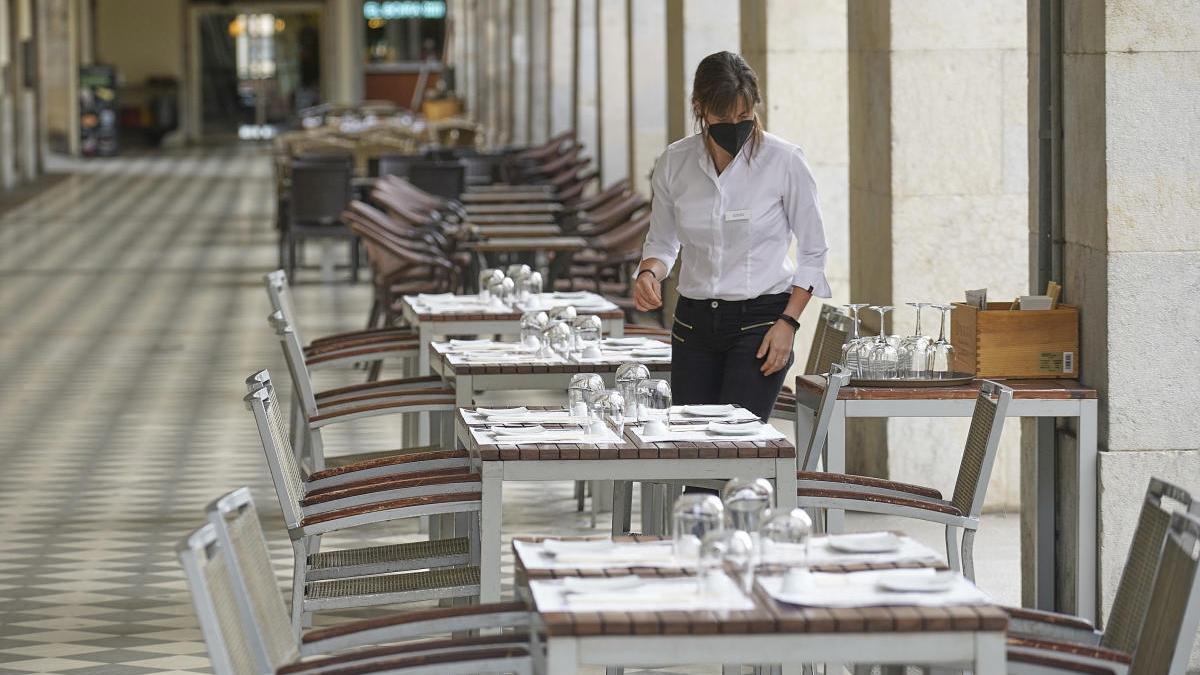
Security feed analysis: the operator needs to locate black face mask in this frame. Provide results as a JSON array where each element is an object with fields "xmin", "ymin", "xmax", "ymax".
[{"xmin": 707, "ymin": 119, "xmax": 755, "ymax": 157}]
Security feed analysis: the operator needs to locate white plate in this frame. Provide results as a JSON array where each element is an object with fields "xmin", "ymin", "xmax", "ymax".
[
  {"xmin": 630, "ymin": 349, "xmax": 671, "ymax": 358},
  {"xmin": 542, "ymin": 539, "xmax": 613, "ymax": 556},
  {"xmin": 492, "ymin": 424, "xmax": 545, "ymax": 436},
  {"xmin": 706, "ymin": 421, "xmax": 764, "ymax": 436},
  {"xmin": 877, "ymin": 571, "xmax": 957, "ymax": 593},
  {"xmin": 477, "ymin": 407, "xmax": 528, "ymax": 417},
  {"xmin": 604, "ymin": 337, "xmax": 649, "ymax": 347},
  {"xmin": 561, "ymin": 576, "xmax": 643, "ymax": 594},
  {"xmin": 553, "ymin": 291, "xmax": 591, "ymax": 299},
  {"xmin": 682, "ymin": 404, "xmax": 736, "ymax": 417},
  {"xmin": 450, "ymin": 338, "xmax": 494, "ymax": 347},
  {"xmin": 826, "ymin": 532, "xmax": 903, "ymax": 554}
]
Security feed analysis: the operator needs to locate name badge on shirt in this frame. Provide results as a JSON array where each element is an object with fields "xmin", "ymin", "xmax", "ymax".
[{"xmin": 724, "ymin": 209, "xmax": 752, "ymax": 222}]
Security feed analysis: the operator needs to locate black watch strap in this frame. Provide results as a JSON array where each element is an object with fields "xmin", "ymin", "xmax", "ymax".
[
  {"xmin": 778, "ymin": 314, "xmax": 801, "ymax": 331},
  {"xmin": 637, "ymin": 269, "xmax": 658, "ymax": 282}
]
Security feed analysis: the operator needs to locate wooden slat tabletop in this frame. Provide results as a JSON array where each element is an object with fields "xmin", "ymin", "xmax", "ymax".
[
  {"xmin": 460, "ymin": 191, "xmax": 562, "ymax": 204},
  {"xmin": 459, "ymin": 407, "xmax": 796, "ymax": 461},
  {"xmin": 794, "ymin": 374, "xmax": 1098, "ymax": 401},
  {"xmin": 463, "ymin": 236, "xmax": 588, "ymax": 252},
  {"xmin": 403, "ymin": 297, "xmax": 622, "ymax": 322},
  {"xmin": 471, "ymin": 224, "xmax": 562, "ymax": 238},
  {"xmin": 464, "ymin": 213, "xmax": 558, "ymax": 225},
  {"xmin": 432, "ymin": 343, "xmax": 669, "ymax": 376},
  {"xmin": 514, "ymin": 536, "xmax": 1005, "ymax": 637},
  {"xmin": 464, "ymin": 202, "xmax": 564, "ymax": 214}
]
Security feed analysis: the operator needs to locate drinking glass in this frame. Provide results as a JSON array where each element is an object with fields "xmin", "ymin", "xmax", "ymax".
[
  {"xmin": 635, "ymin": 379, "xmax": 673, "ymax": 425},
  {"xmin": 699, "ymin": 529, "xmax": 755, "ymax": 595},
  {"xmin": 758, "ymin": 508, "xmax": 814, "ymax": 566},
  {"xmin": 721, "ymin": 478, "xmax": 775, "ymax": 533},
  {"xmin": 572, "ymin": 315, "xmax": 603, "ymax": 353},
  {"xmin": 590, "ymin": 389, "xmax": 625, "ymax": 435},
  {"xmin": 672, "ymin": 493, "xmax": 725, "ymax": 560},
  {"xmin": 567, "ymin": 373, "xmax": 605, "ymax": 422},
  {"xmin": 840, "ymin": 303, "xmax": 873, "ymax": 377},
  {"xmin": 548, "ymin": 305, "xmax": 577, "ymax": 323},
  {"xmin": 478, "ymin": 268, "xmax": 503, "ymax": 300},
  {"xmin": 866, "ymin": 305, "xmax": 898, "ymax": 378},
  {"xmin": 897, "ymin": 302, "xmax": 934, "ymax": 379},
  {"xmin": 520, "ymin": 310, "xmax": 549, "ymax": 350},
  {"xmin": 495, "ymin": 277, "xmax": 516, "ymax": 307},
  {"xmin": 540, "ymin": 320, "xmax": 573, "ymax": 360},
  {"xmin": 505, "ymin": 264, "xmax": 531, "ymax": 282},
  {"xmin": 930, "ymin": 304, "xmax": 957, "ymax": 375},
  {"xmin": 526, "ymin": 271, "xmax": 544, "ymax": 298},
  {"xmin": 615, "ymin": 362, "xmax": 650, "ymax": 417}
]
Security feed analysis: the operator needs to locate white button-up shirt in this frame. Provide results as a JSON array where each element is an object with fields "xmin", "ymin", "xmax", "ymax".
[{"xmin": 641, "ymin": 132, "xmax": 832, "ymax": 301}]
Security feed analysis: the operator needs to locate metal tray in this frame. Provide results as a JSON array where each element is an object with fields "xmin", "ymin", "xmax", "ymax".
[{"xmin": 849, "ymin": 372, "xmax": 976, "ymax": 388}]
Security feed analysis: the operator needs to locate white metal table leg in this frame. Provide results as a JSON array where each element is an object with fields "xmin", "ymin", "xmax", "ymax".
[
  {"xmin": 1077, "ymin": 399, "xmax": 1098, "ymax": 622},
  {"xmin": 973, "ymin": 632, "xmax": 1006, "ymax": 675},
  {"xmin": 776, "ymin": 456, "xmax": 798, "ymax": 510},
  {"xmin": 545, "ymin": 637, "xmax": 579, "ymax": 674},
  {"xmin": 825, "ymin": 401, "xmax": 847, "ymax": 533},
  {"xmin": 417, "ymin": 324, "xmax": 433, "ymax": 445},
  {"xmin": 454, "ymin": 373, "xmax": 474, "ymax": 447},
  {"xmin": 479, "ymin": 461, "xmax": 504, "ymax": 602}
]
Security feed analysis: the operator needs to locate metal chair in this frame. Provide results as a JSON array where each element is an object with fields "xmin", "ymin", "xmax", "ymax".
[
  {"xmin": 285, "ymin": 158, "xmax": 359, "ymax": 281},
  {"xmin": 409, "ymin": 161, "xmax": 466, "ymax": 201},
  {"xmin": 796, "ymin": 380, "xmax": 1014, "ymax": 579},
  {"xmin": 244, "ymin": 381, "xmax": 482, "ymax": 633},
  {"xmin": 1008, "ymin": 510, "xmax": 1200, "ymax": 674},
  {"xmin": 178, "ymin": 520, "xmax": 532, "ymax": 674},
  {"xmin": 266, "ymin": 312, "xmax": 455, "ymax": 470},
  {"xmin": 375, "ymin": 153, "xmax": 422, "ymax": 179}
]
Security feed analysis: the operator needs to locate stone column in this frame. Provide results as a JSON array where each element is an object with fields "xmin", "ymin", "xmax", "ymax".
[
  {"xmin": 547, "ymin": 0, "xmax": 574, "ymax": 135},
  {"xmin": 665, "ymin": 0, "xmax": 740, "ymax": 142},
  {"xmin": 627, "ymin": 0, "xmax": 667, "ymax": 194},
  {"xmin": 491, "ymin": 0, "xmax": 512, "ymax": 146},
  {"xmin": 595, "ymin": 0, "xmax": 628, "ymax": 185},
  {"xmin": 510, "ymin": 0, "xmax": 530, "ymax": 146},
  {"xmin": 740, "ymin": 0, "xmax": 849, "ymax": 375},
  {"xmin": 326, "ymin": 0, "xmax": 363, "ymax": 105},
  {"xmin": 1030, "ymin": 0, "xmax": 1200, "ymax": 652},
  {"xmin": 847, "ymin": 2, "xmax": 1029, "ymax": 499},
  {"xmin": 1, "ymin": 0, "xmax": 14, "ymax": 189},
  {"xmin": 528, "ymin": 0, "xmax": 550, "ymax": 143},
  {"xmin": 574, "ymin": 0, "xmax": 599, "ymax": 165}
]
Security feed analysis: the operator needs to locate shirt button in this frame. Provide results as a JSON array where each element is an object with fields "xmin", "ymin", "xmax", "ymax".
[{"xmin": 710, "ymin": 301, "xmax": 719, "ymax": 309}]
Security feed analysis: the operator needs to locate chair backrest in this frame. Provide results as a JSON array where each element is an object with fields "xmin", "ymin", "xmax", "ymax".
[
  {"xmin": 206, "ymin": 489, "xmax": 299, "ymax": 673},
  {"xmin": 1130, "ymin": 512, "xmax": 1200, "ymax": 674},
  {"xmin": 1103, "ymin": 478, "xmax": 1197, "ymax": 653},
  {"xmin": 805, "ymin": 305, "xmax": 851, "ymax": 375},
  {"xmin": 799, "ymin": 364, "xmax": 852, "ymax": 472},
  {"xmin": 289, "ymin": 160, "xmax": 353, "ymax": 227},
  {"xmin": 263, "ymin": 271, "xmax": 304, "ymax": 346},
  {"xmin": 949, "ymin": 381, "xmax": 1013, "ymax": 518},
  {"xmin": 243, "ymin": 373, "xmax": 307, "ymax": 531},
  {"xmin": 176, "ymin": 524, "xmax": 262, "ymax": 675},
  {"xmin": 376, "ymin": 153, "xmax": 421, "ymax": 179},
  {"xmin": 409, "ymin": 161, "xmax": 465, "ymax": 200},
  {"xmin": 267, "ymin": 311, "xmax": 320, "ymax": 419}
]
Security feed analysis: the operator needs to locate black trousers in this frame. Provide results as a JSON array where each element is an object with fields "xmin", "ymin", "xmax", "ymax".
[{"xmin": 670, "ymin": 293, "xmax": 794, "ymax": 420}]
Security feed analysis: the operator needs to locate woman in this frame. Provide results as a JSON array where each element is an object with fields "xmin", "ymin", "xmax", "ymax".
[{"xmin": 633, "ymin": 51, "xmax": 832, "ymax": 420}]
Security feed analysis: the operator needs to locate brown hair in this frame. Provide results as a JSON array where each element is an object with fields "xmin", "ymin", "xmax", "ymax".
[{"xmin": 691, "ymin": 51, "xmax": 763, "ymax": 159}]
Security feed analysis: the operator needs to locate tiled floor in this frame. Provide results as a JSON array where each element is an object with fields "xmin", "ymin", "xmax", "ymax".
[{"xmin": 0, "ymin": 147, "xmax": 1020, "ymax": 674}]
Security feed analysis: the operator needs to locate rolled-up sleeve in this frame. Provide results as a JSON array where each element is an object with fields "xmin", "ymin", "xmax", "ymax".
[
  {"xmin": 784, "ymin": 148, "xmax": 832, "ymax": 298},
  {"xmin": 641, "ymin": 152, "xmax": 681, "ymax": 272}
]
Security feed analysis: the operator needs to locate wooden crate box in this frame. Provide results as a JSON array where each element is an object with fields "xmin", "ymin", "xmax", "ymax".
[{"xmin": 951, "ymin": 302, "xmax": 1080, "ymax": 379}]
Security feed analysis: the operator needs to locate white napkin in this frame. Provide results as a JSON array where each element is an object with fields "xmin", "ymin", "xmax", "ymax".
[
  {"xmin": 515, "ymin": 539, "xmax": 681, "ymax": 571},
  {"xmin": 759, "ymin": 568, "xmax": 991, "ymax": 608},
  {"xmin": 631, "ymin": 424, "xmax": 785, "ymax": 443},
  {"xmin": 759, "ymin": 534, "xmax": 943, "ymax": 568},
  {"xmin": 449, "ymin": 338, "xmax": 494, "ymax": 347},
  {"xmin": 530, "ymin": 574, "xmax": 755, "ymax": 613}
]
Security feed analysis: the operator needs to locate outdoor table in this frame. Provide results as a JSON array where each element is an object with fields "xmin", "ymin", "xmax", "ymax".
[
  {"xmin": 470, "ymin": 224, "xmax": 562, "ymax": 238},
  {"xmin": 791, "ymin": 375, "xmax": 1099, "ymax": 622},
  {"xmin": 461, "ymin": 236, "xmax": 589, "ymax": 283},
  {"xmin": 464, "ymin": 202, "xmax": 564, "ymax": 215},
  {"xmin": 512, "ymin": 536, "xmax": 1006, "ymax": 674},
  {"xmin": 464, "ymin": 213, "xmax": 558, "ymax": 225},
  {"xmin": 399, "ymin": 293, "xmax": 625, "ymax": 375},
  {"xmin": 456, "ymin": 408, "xmax": 798, "ymax": 603},
  {"xmin": 429, "ymin": 339, "xmax": 671, "ymax": 411},
  {"xmin": 459, "ymin": 191, "xmax": 561, "ymax": 204}
]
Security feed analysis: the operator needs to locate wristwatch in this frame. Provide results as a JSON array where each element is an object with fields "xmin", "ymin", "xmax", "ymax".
[{"xmin": 777, "ymin": 314, "xmax": 801, "ymax": 331}]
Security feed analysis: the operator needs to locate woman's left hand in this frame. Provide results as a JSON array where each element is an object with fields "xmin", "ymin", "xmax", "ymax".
[{"xmin": 756, "ymin": 320, "xmax": 796, "ymax": 375}]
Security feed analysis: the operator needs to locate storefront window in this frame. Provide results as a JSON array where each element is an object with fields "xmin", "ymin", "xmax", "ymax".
[{"xmin": 363, "ymin": 1, "xmax": 446, "ymax": 64}]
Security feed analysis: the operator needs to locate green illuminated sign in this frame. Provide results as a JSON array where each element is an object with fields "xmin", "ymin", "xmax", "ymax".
[{"xmin": 363, "ymin": 1, "xmax": 447, "ymax": 20}]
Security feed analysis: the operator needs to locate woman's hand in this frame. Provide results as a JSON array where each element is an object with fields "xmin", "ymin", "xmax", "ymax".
[
  {"xmin": 756, "ymin": 320, "xmax": 796, "ymax": 375},
  {"xmin": 633, "ymin": 271, "xmax": 663, "ymax": 312}
]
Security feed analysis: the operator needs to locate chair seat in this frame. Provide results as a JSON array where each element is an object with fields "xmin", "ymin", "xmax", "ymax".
[
  {"xmin": 304, "ymin": 339, "xmax": 418, "ymax": 367},
  {"xmin": 314, "ymin": 375, "xmax": 444, "ymax": 402},
  {"xmin": 305, "ymin": 328, "xmax": 416, "ymax": 355},
  {"xmin": 796, "ymin": 472, "xmax": 944, "ymax": 500},
  {"xmin": 306, "ymin": 537, "xmax": 471, "ymax": 581},
  {"xmin": 796, "ymin": 486, "xmax": 964, "ymax": 517},
  {"xmin": 1007, "ymin": 635, "xmax": 1131, "ymax": 674},
  {"xmin": 278, "ymin": 633, "xmax": 530, "ymax": 674},
  {"xmin": 1006, "ymin": 650, "xmax": 1121, "ymax": 674},
  {"xmin": 313, "ymin": 447, "xmax": 468, "ymax": 475},
  {"xmin": 1003, "ymin": 605, "xmax": 1097, "ymax": 634},
  {"xmin": 300, "ymin": 491, "xmax": 481, "ymax": 527},
  {"xmin": 305, "ymin": 564, "xmax": 480, "ymax": 608},
  {"xmin": 302, "ymin": 468, "xmax": 478, "ymax": 506}
]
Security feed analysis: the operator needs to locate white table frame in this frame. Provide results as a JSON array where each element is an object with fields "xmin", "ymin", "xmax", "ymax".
[
  {"xmin": 540, "ymin": 631, "xmax": 1006, "ymax": 675},
  {"xmin": 792, "ymin": 389, "xmax": 1098, "ymax": 623}
]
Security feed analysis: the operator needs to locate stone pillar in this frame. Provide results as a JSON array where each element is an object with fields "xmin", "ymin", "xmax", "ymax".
[
  {"xmin": 547, "ymin": 0, "xmax": 574, "ymax": 135},
  {"xmin": 1, "ymin": 0, "xmax": 14, "ymax": 189},
  {"xmin": 510, "ymin": 0, "xmax": 530, "ymax": 146},
  {"xmin": 326, "ymin": 0, "xmax": 364, "ymax": 104},
  {"xmin": 665, "ymin": 0, "xmax": 740, "ymax": 142},
  {"xmin": 740, "ymin": 0, "xmax": 849, "ymax": 375},
  {"xmin": 528, "ymin": 0, "xmax": 550, "ymax": 143},
  {"xmin": 596, "ymin": 0, "xmax": 628, "ymax": 185},
  {"xmin": 847, "ymin": 2, "xmax": 1028, "ymax": 500},
  {"xmin": 491, "ymin": 0, "xmax": 512, "ymax": 146},
  {"xmin": 574, "ymin": 0, "xmax": 599, "ymax": 164},
  {"xmin": 627, "ymin": 0, "xmax": 667, "ymax": 194},
  {"xmin": 1029, "ymin": 0, "xmax": 1200, "ymax": 655}
]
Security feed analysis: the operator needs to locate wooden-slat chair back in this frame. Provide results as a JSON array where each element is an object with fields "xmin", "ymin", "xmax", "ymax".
[
  {"xmin": 409, "ymin": 161, "xmax": 465, "ymax": 201},
  {"xmin": 949, "ymin": 381, "xmax": 1013, "ymax": 518},
  {"xmin": 798, "ymin": 364, "xmax": 852, "ymax": 472},
  {"xmin": 206, "ymin": 489, "xmax": 299, "ymax": 673},
  {"xmin": 1104, "ymin": 478, "xmax": 1197, "ymax": 654},
  {"xmin": 243, "ymin": 373, "xmax": 307, "ymax": 531},
  {"xmin": 1131, "ymin": 511, "xmax": 1200, "ymax": 674},
  {"xmin": 574, "ymin": 178, "xmax": 631, "ymax": 213},
  {"xmin": 177, "ymin": 524, "xmax": 262, "ymax": 675}
]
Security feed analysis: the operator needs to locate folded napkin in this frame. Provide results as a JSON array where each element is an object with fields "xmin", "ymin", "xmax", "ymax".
[
  {"xmin": 631, "ymin": 423, "xmax": 785, "ymax": 443},
  {"xmin": 515, "ymin": 539, "xmax": 680, "ymax": 571},
  {"xmin": 759, "ymin": 568, "xmax": 990, "ymax": 608},
  {"xmin": 759, "ymin": 534, "xmax": 942, "ymax": 568},
  {"xmin": 530, "ymin": 574, "xmax": 755, "ymax": 613},
  {"xmin": 449, "ymin": 338, "xmax": 494, "ymax": 347}
]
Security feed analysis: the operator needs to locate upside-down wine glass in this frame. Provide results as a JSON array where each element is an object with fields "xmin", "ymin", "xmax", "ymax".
[
  {"xmin": 840, "ymin": 303, "xmax": 872, "ymax": 377},
  {"xmin": 898, "ymin": 302, "xmax": 934, "ymax": 379},
  {"xmin": 930, "ymin": 304, "xmax": 957, "ymax": 375},
  {"xmin": 866, "ymin": 305, "xmax": 898, "ymax": 379}
]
